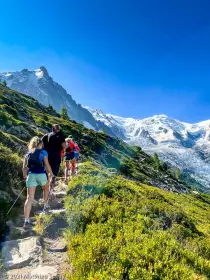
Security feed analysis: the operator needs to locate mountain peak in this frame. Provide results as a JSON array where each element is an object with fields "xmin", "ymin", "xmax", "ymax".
[
  {"xmin": 39, "ymin": 66, "xmax": 49, "ymax": 75},
  {"xmin": 34, "ymin": 66, "xmax": 49, "ymax": 79},
  {"xmin": 152, "ymin": 114, "xmax": 168, "ymax": 119},
  {"xmin": 21, "ymin": 68, "xmax": 29, "ymax": 73}
]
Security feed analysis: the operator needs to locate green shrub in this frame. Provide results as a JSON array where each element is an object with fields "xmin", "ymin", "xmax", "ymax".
[
  {"xmin": 0, "ymin": 143, "xmax": 24, "ymax": 240},
  {"xmin": 35, "ymin": 116, "xmax": 46, "ymax": 126},
  {"xmin": 64, "ymin": 163, "xmax": 210, "ymax": 280}
]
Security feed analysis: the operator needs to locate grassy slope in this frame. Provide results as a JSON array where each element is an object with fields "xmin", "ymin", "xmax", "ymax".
[{"xmin": 64, "ymin": 162, "xmax": 210, "ymax": 280}]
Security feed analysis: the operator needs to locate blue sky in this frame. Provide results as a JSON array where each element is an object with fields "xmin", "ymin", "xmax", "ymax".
[{"xmin": 1, "ymin": 0, "xmax": 210, "ymax": 122}]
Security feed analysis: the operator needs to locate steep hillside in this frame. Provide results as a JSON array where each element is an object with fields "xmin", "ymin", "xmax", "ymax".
[
  {"xmin": 0, "ymin": 85, "xmax": 188, "ymax": 240},
  {"xmin": 64, "ymin": 162, "xmax": 210, "ymax": 279},
  {"xmin": 88, "ymin": 108, "xmax": 210, "ymax": 192},
  {"xmin": 0, "ymin": 67, "xmax": 115, "ymax": 136}
]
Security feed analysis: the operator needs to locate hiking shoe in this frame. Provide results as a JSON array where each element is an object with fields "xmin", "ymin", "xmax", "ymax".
[
  {"xmin": 23, "ymin": 221, "xmax": 32, "ymax": 230},
  {"xmin": 43, "ymin": 204, "xmax": 51, "ymax": 213}
]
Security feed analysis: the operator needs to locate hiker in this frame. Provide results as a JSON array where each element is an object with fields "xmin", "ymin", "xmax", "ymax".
[
  {"xmin": 42, "ymin": 124, "xmax": 66, "ymax": 178},
  {"xmin": 22, "ymin": 136, "xmax": 53, "ymax": 229},
  {"xmin": 64, "ymin": 135, "xmax": 78, "ymax": 182},
  {"xmin": 68, "ymin": 141, "xmax": 80, "ymax": 174}
]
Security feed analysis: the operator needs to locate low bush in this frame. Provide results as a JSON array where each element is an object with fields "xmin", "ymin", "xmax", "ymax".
[
  {"xmin": 0, "ymin": 143, "xmax": 24, "ymax": 240},
  {"xmin": 64, "ymin": 162, "xmax": 210, "ymax": 280}
]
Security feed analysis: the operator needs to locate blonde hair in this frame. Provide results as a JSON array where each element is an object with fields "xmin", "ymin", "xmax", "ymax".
[{"xmin": 28, "ymin": 136, "xmax": 43, "ymax": 150}]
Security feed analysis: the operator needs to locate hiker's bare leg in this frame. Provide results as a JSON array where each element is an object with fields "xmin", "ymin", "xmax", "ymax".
[
  {"xmin": 76, "ymin": 160, "xmax": 78, "ymax": 174},
  {"xmin": 42, "ymin": 184, "xmax": 49, "ymax": 204},
  {"xmin": 24, "ymin": 187, "xmax": 36, "ymax": 220},
  {"xmin": 71, "ymin": 159, "xmax": 76, "ymax": 177},
  {"xmin": 69, "ymin": 163, "xmax": 72, "ymax": 176},
  {"xmin": 65, "ymin": 161, "xmax": 69, "ymax": 181}
]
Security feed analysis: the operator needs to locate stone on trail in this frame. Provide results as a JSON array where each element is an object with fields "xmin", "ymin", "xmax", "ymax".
[
  {"xmin": 34, "ymin": 207, "xmax": 66, "ymax": 216},
  {"xmin": 6, "ymin": 226, "xmax": 36, "ymax": 241},
  {"xmin": 30, "ymin": 265, "xmax": 58, "ymax": 279},
  {"xmin": 54, "ymin": 191, "xmax": 67, "ymax": 199},
  {"xmin": 5, "ymin": 219, "xmax": 36, "ymax": 241},
  {"xmin": 50, "ymin": 208, "xmax": 66, "ymax": 215},
  {"xmin": 54, "ymin": 180, "xmax": 68, "ymax": 192},
  {"xmin": 2, "ymin": 237, "xmax": 42, "ymax": 270},
  {"xmin": 0, "ymin": 271, "xmax": 5, "ymax": 280},
  {"xmin": 30, "ymin": 199, "xmax": 42, "ymax": 214},
  {"xmin": 49, "ymin": 197, "xmax": 63, "ymax": 209},
  {"xmin": 6, "ymin": 266, "xmax": 58, "ymax": 280}
]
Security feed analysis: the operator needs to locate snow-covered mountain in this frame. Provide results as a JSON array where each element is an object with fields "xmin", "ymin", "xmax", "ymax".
[
  {"xmin": 0, "ymin": 67, "xmax": 115, "ymax": 135},
  {"xmin": 88, "ymin": 108, "xmax": 210, "ymax": 191}
]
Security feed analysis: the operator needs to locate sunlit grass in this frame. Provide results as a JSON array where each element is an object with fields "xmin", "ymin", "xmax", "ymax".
[{"xmin": 64, "ymin": 162, "xmax": 210, "ymax": 280}]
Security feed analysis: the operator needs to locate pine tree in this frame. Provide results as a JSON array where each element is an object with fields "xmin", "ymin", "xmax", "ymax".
[
  {"xmin": 47, "ymin": 104, "xmax": 53, "ymax": 111},
  {"xmin": 60, "ymin": 106, "xmax": 69, "ymax": 120},
  {"xmin": 161, "ymin": 162, "xmax": 168, "ymax": 171},
  {"xmin": 175, "ymin": 168, "xmax": 181, "ymax": 180},
  {"xmin": 153, "ymin": 152, "xmax": 160, "ymax": 170},
  {"xmin": 102, "ymin": 128, "xmax": 107, "ymax": 135},
  {"xmin": 2, "ymin": 80, "xmax": 7, "ymax": 87}
]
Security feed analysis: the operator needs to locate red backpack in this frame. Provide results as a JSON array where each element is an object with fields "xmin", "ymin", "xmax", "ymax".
[{"xmin": 66, "ymin": 140, "xmax": 75, "ymax": 153}]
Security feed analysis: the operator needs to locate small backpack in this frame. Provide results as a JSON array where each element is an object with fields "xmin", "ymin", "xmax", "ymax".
[{"xmin": 26, "ymin": 149, "xmax": 44, "ymax": 171}]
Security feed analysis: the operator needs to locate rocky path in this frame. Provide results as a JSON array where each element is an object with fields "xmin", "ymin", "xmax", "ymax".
[{"xmin": 0, "ymin": 178, "xmax": 71, "ymax": 280}]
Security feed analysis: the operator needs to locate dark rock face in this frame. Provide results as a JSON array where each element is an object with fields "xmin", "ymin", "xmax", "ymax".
[{"xmin": 140, "ymin": 129, "xmax": 157, "ymax": 145}]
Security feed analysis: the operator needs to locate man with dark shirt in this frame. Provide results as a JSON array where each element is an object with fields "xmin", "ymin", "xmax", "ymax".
[{"xmin": 42, "ymin": 124, "xmax": 66, "ymax": 177}]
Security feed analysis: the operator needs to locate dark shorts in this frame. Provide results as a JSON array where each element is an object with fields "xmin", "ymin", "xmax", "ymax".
[
  {"xmin": 48, "ymin": 158, "xmax": 61, "ymax": 177},
  {"xmin": 64, "ymin": 152, "xmax": 75, "ymax": 161}
]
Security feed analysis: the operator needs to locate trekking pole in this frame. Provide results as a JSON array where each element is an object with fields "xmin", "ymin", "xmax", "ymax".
[
  {"xmin": 6, "ymin": 185, "xmax": 26, "ymax": 216},
  {"xmin": 46, "ymin": 176, "xmax": 56, "ymax": 204}
]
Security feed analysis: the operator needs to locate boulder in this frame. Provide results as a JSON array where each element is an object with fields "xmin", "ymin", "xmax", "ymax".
[
  {"xmin": 6, "ymin": 226, "xmax": 36, "ymax": 241},
  {"xmin": 44, "ymin": 209, "xmax": 68, "ymax": 239},
  {"xmin": 49, "ymin": 198, "xmax": 63, "ymax": 209},
  {"xmin": 11, "ymin": 215, "xmax": 36, "ymax": 228},
  {"xmin": 2, "ymin": 237, "xmax": 42, "ymax": 269},
  {"xmin": 30, "ymin": 199, "xmax": 42, "ymax": 214},
  {"xmin": 5, "ymin": 217, "xmax": 36, "ymax": 241},
  {"xmin": 0, "ymin": 270, "xmax": 5, "ymax": 280}
]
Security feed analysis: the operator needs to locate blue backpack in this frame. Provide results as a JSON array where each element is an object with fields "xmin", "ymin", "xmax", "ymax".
[{"xmin": 27, "ymin": 149, "xmax": 44, "ymax": 171}]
